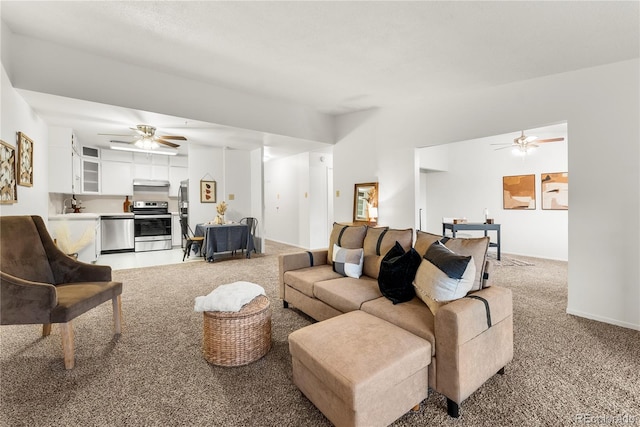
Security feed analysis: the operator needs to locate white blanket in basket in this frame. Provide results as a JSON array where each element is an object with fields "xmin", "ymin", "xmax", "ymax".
[{"xmin": 194, "ymin": 281, "xmax": 266, "ymax": 312}]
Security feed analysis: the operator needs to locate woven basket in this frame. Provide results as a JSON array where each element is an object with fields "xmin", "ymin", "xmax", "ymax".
[{"xmin": 202, "ymin": 295, "xmax": 271, "ymax": 367}]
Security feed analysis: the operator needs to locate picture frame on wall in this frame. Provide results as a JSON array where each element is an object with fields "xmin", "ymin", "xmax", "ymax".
[
  {"xmin": 0, "ymin": 140, "xmax": 18, "ymax": 204},
  {"xmin": 541, "ymin": 172, "xmax": 568, "ymax": 210},
  {"xmin": 200, "ymin": 180, "xmax": 217, "ymax": 203},
  {"xmin": 17, "ymin": 132, "xmax": 34, "ymax": 187},
  {"xmin": 503, "ymin": 174, "xmax": 535, "ymax": 210}
]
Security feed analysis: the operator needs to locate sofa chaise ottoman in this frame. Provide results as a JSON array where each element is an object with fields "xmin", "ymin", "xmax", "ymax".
[{"xmin": 289, "ymin": 310, "xmax": 431, "ymax": 427}]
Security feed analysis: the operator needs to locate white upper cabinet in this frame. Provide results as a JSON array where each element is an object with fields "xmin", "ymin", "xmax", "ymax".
[
  {"xmin": 48, "ymin": 127, "xmax": 80, "ymax": 194},
  {"xmin": 101, "ymin": 160, "xmax": 133, "ymax": 195}
]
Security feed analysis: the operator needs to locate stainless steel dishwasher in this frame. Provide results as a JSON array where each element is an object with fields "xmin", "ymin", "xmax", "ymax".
[{"xmin": 100, "ymin": 215, "xmax": 135, "ymax": 253}]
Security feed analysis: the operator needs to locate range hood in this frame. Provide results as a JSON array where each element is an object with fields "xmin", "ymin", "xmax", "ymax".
[{"xmin": 133, "ymin": 179, "xmax": 170, "ymax": 188}]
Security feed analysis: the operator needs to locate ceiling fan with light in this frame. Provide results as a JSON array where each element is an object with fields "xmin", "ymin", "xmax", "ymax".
[
  {"xmin": 99, "ymin": 124, "xmax": 186, "ymax": 150},
  {"xmin": 492, "ymin": 131, "xmax": 564, "ymax": 156}
]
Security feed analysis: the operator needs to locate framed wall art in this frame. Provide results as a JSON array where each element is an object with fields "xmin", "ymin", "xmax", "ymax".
[
  {"xmin": 353, "ymin": 182, "xmax": 378, "ymax": 224},
  {"xmin": 541, "ymin": 172, "xmax": 568, "ymax": 210},
  {"xmin": 503, "ymin": 174, "xmax": 535, "ymax": 210},
  {"xmin": 17, "ymin": 132, "xmax": 33, "ymax": 187},
  {"xmin": 200, "ymin": 180, "xmax": 217, "ymax": 203},
  {"xmin": 0, "ymin": 140, "xmax": 18, "ymax": 204}
]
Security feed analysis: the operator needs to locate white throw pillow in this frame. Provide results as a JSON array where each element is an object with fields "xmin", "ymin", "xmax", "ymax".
[
  {"xmin": 332, "ymin": 244, "xmax": 364, "ymax": 279},
  {"xmin": 413, "ymin": 241, "xmax": 476, "ymax": 315}
]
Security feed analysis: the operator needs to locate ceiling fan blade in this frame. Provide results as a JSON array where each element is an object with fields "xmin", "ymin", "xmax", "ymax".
[
  {"xmin": 155, "ymin": 138, "xmax": 180, "ymax": 148},
  {"xmin": 494, "ymin": 146, "xmax": 514, "ymax": 151},
  {"xmin": 536, "ymin": 137, "xmax": 565, "ymax": 143},
  {"xmin": 110, "ymin": 140, "xmax": 134, "ymax": 144},
  {"xmin": 490, "ymin": 142, "xmax": 513, "ymax": 146},
  {"xmin": 98, "ymin": 133, "xmax": 135, "ymax": 137},
  {"xmin": 158, "ymin": 135, "xmax": 187, "ymax": 141}
]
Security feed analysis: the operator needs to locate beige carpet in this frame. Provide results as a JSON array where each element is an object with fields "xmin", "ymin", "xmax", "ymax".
[{"xmin": 1, "ymin": 244, "xmax": 638, "ymax": 426}]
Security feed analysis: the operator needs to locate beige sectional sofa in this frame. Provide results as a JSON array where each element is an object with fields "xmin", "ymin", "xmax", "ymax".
[{"xmin": 279, "ymin": 224, "xmax": 513, "ymax": 419}]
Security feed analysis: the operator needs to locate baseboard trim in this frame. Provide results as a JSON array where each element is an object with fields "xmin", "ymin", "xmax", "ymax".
[{"xmin": 566, "ymin": 308, "xmax": 640, "ymax": 331}]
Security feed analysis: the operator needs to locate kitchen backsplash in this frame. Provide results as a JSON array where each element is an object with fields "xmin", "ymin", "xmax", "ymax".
[{"xmin": 49, "ymin": 193, "xmax": 179, "ymax": 215}]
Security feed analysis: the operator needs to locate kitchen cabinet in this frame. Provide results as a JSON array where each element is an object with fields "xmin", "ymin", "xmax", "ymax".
[
  {"xmin": 48, "ymin": 127, "xmax": 81, "ymax": 193},
  {"xmin": 48, "ymin": 214, "xmax": 100, "ymax": 263},
  {"xmin": 133, "ymin": 152, "xmax": 171, "ymax": 180},
  {"xmin": 101, "ymin": 160, "xmax": 133, "ymax": 195},
  {"xmin": 81, "ymin": 146, "xmax": 101, "ymax": 194},
  {"xmin": 101, "ymin": 149, "xmax": 133, "ymax": 195},
  {"xmin": 81, "ymin": 157, "xmax": 100, "ymax": 194}
]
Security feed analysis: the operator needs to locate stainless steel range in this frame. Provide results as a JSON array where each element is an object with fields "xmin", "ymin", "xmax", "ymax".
[{"xmin": 132, "ymin": 201, "xmax": 172, "ymax": 252}]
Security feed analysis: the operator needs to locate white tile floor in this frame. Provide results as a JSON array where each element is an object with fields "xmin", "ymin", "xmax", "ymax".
[{"xmin": 95, "ymin": 247, "xmax": 201, "ymax": 270}]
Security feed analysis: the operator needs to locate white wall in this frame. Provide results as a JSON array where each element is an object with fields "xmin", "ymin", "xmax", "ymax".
[
  {"xmin": 187, "ymin": 144, "xmax": 224, "ymax": 228},
  {"xmin": 224, "ymin": 149, "xmax": 252, "ymax": 223},
  {"xmin": 309, "ymin": 151, "xmax": 332, "ymax": 249},
  {"xmin": 419, "ymin": 131, "xmax": 568, "ymax": 260},
  {"xmin": 334, "ymin": 59, "xmax": 640, "ymax": 330},
  {"xmin": 264, "ymin": 151, "xmax": 333, "ymax": 249},
  {"xmin": 250, "ymin": 147, "xmax": 265, "ymax": 252},
  {"xmin": 264, "ymin": 153, "xmax": 307, "ymax": 247},
  {"xmin": 0, "ymin": 65, "xmax": 48, "ymax": 218}
]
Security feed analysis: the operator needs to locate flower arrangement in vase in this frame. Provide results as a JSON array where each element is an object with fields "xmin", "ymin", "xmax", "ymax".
[{"xmin": 214, "ymin": 201, "xmax": 228, "ymax": 224}]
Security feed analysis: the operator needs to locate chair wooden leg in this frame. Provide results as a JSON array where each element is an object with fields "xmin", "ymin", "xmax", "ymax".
[
  {"xmin": 42, "ymin": 323, "xmax": 52, "ymax": 337},
  {"xmin": 112, "ymin": 295, "xmax": 122, "ymax": 334},
  {"xmin": 59, "ymin": 321, "xmax": 75, "ymax": 370}
]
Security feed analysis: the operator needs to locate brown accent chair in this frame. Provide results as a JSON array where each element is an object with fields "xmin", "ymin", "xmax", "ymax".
[{"xmin": 0, "ymin": 215, "xmax": 123, "ymax": 369}]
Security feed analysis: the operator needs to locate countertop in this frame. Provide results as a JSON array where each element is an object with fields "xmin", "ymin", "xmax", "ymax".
[{"xmin": 49, "ymin": 213, "xmax": 100, "ymax": 220}]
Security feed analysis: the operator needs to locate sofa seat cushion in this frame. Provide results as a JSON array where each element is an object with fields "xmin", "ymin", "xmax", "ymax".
[
  {"xmin": 313, "ymin": 276, "xmax": 382, "ymax": 313},
  {"xmin": 361, "ymin": 297, "xmax": 436, "ymax": 356},
  {"xmin": 284, "ymin": 265, "xmax": 342, "ymax": 298}
]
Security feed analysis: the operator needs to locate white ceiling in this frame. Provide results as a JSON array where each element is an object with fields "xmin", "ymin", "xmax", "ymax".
[{"xmin": 2, "ymin": 1, "xmax": 638, "ymax": 155}]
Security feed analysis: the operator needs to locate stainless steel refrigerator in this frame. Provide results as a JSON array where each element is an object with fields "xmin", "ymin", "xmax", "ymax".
[{"xmin": 178, "ymin": 179, "xmax": 189, "ymax": 248}]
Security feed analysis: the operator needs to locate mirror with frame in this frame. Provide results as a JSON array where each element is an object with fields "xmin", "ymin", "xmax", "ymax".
[{"xmin": 353, "ymin": 182, "xmax": 378, "ymax": 224}]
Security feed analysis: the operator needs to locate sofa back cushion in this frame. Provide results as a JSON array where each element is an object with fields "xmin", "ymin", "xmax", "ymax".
[
  {"xmin": 414, "ymin": 230, "xmax": 489, "ymax": 291},
  {"xmin": 327, "ymin": 223, "xmax": 367, "ymax": 266},
  {"xmin": 413, "ymin": 231, "xmax": 442, "ymax": 258},
  {"xmin": 363, "ymin": 227, "xmax": 413, "ymax": 279}
]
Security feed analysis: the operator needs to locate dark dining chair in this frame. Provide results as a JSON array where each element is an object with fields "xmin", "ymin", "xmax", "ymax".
[
  {"xmin": 180, "ymin": 216, "xmax": 204, "ymax": 261},
  {"xmin": 0, "ymin": 215, "xmax": 122, "ymax": 369}
]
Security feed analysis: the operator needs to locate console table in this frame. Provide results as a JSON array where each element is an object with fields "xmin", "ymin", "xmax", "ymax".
[
  {"xmin": 195, "ymin": 223, "xmax": 254, "ymax": 262},
  {"xmin": 442, "ymin": 222, "xmax": 501, "ymax": 260}
]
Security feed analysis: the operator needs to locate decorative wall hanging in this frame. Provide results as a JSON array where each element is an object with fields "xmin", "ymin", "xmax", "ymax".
[
  {"xmin": 0, "ymin": 140, "xmax": 17, "ymax": 204},
  {"xmin": 200, "ymin": 180, "xmax": 217, "ymax": 203},
  {"xmin": 503, "ymin": 174, "xmax": 535, "ymax": 210},
  {"xmin": 541, "ymin": 172, "xmax": 568, "ymax": 210},
  {"xmin": 17, "ymin": 132, "xmax": 33, "ymax": 187}
]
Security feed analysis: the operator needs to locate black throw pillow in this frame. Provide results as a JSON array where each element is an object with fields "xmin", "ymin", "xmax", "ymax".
[{"xmin": 378, "ymin": 241, "xmax": 422, "ymax": 304}]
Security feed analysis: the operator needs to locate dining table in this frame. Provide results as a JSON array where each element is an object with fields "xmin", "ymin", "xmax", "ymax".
[{"xmin": 194, "ymin": 222, "xmax": 255, "ymax": 262}]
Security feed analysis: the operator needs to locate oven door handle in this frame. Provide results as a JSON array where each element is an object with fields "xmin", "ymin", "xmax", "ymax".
[{"xmin": 134, "ymin": 214, "xmax": 172, "ymax": 219}]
